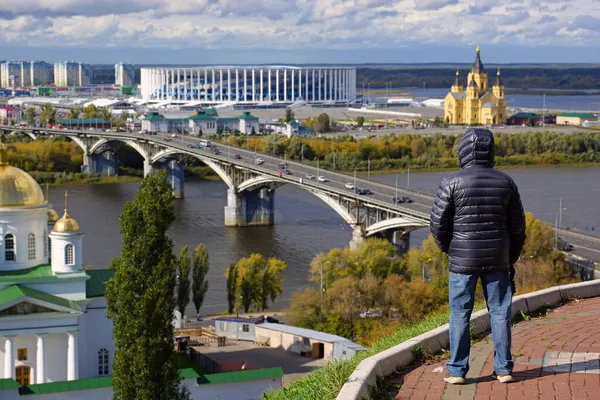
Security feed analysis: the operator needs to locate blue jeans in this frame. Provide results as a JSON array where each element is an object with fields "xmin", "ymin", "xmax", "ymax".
[{"xmin": 446, "ymin": 270, "xmax": 513, "ymax": 378}]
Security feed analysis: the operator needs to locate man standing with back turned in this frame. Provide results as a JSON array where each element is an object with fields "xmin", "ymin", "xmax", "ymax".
[{"xmin": 430, "ymin": 128, "xmax": 526, "ymax": 384}]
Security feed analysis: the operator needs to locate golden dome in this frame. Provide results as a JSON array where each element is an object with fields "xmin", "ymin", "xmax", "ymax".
[
  {"xmin": 476, "ymin": 45, "xmax": 480, "ymax": 53},
  {"xmin": 0, "ymin": 143, "xmax": 45, "ymax": 207},
  {"xmin": 48, "ymin": 209, "xmax": 59, "ymax": 222},
  {"xmin": 53, "ymin": 191, "xmax": 80, "ymax": 233}
]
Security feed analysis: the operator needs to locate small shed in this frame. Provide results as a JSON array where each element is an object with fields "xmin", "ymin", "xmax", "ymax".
[
  {"xmin": 214, "ymin": 317, "xmax": 264, "ymax": 341},
  {"xmin": 255, "ymin": 323, "xmax": 366, "ymax": 361}
]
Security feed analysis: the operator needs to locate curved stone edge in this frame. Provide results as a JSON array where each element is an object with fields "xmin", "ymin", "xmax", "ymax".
[{"xmin": 336, "ymin": 279, "xmax": 600, "ymax": 400}]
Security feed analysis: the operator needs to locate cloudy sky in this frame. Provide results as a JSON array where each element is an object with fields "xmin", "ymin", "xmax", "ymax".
[{"xmin": 1, "ymin": 0, "xmax": 599, "ymax": 64}]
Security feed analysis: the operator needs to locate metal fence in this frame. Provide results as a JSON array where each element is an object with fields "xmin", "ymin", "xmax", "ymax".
[{"xmin": 188, "ymin": 347, "xmax": 221, "ymax": 373}]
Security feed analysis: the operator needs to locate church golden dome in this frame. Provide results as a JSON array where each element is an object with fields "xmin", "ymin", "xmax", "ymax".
[
  {"xmin": 53, "ymin": 191, "xmax": 80, "ymax": 233},
  {"xmin": 0, "ymin": 143, "xmax": 45, "ymax": 207}
]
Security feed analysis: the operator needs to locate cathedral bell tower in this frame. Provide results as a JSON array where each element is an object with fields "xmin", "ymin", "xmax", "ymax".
[
  {"xmin": 492, "ymin": 67, "xmax": 504, "ymax": 98},
  {"xmin": 467, "ymin": 46, "xmax": 488, "ymax": 91},
  {"xmin": 451, "ymin": 68, "xmax": 463, "ymax": 93}
]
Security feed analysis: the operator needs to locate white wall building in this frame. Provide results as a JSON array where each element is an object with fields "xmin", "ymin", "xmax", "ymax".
[
  {"xmin": 141, "ymin": 66, "xmax": 357, "ymax": 104},
  {"xmin": 114, "ymin": 63, "xmax": 135, "ymax": 87},
  {"xmin": 0, "ymin": 144, "xmax": 284, "ymax": 399}
]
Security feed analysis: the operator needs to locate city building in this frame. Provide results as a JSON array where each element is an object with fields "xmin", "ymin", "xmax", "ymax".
[
  {"xmin": 556, "ymin": 112, "xmax": 598, "ymax": 126},
  {"xmin": 444, "ymin": 47, "xmax": 507, "ymax": 125},
  {"xmin": 262, "ymin": 120, "xmax": 315, "ymax": 137},
  {"xmin": 140, "ymin": 66, "xmax": 357, "ymax": 105},
  {"xmin": 506, "ymin": 112, "xmax": 556, "ymax": 126},
  {"xmin": 1, "ymin": 61, "xmax": 31, "ymax": 88},
  {"xmin": 53, "ymin": 62, "xmax": 92, "ymax": 87},
  {"xmin": 141, "ymin": 110, "xmax": 260, "ymax": 135},
  {"xmin": 115, "ymin": 63, "xmax": 135, "ymax": 87},
  {"xmin": 0, "ymin": 105, "xmax": 20, "ymax": 121},
  {"xmin": 29, "ymin": 62, "xmax": 53, "ymax": 86}
]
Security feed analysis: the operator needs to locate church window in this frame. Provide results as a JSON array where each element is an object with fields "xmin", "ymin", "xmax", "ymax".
[
  {"xmin": 65, "ymin": 244, "xmax": 74, "ymax": 265},
  {"xmin": 43, "ymin": 230, "xmax": 48, "ymax": 258},
  {"xmin": 28, "ymin": 233, "xmax": 36, "ymax": 260},
  {"xmin": 98, "ymin": 348, "xmax": 110, "ymax": 376},
  {"xmin": 5, "ymin": 234, "xmax": 15, "ymax": 261}
]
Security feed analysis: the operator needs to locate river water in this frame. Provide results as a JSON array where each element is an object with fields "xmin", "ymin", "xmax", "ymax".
[
  {"xmin": 49, "ymin": 166, "xmax": 600, "ymax": 316},
  {"xmin": 367, "ymin": 87, "xmax": 600, "ymax": 111}
]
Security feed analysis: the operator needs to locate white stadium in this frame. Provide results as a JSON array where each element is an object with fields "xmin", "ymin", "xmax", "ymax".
[{"xmin": 140, "ymin": 66, "xmax": 357, "ymax": 105}]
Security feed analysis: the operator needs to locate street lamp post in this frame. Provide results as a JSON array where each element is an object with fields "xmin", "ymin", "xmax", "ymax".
[
  {"xmin": 333, "ymin": 152, "xmax": 336, "ymax": 172},
  {"xmin": 301, "ymin": 143, "xmax": 304, "ymax": 163},
  {"xmin": 395, "ymin": 174, "xmax": 398, "ymax": 200},
  {"xmin": 407, "ymin": 167, "xmax": 410, "ymax": 190},
  {"xmin": 368, "ymin": 157, "xmax": 371, "ymax": 181}
]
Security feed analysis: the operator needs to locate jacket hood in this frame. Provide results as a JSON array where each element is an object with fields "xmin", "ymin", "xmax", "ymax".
[{"xmin": 457, "ymin": 128, "xmax": 495, "ymax": 168}]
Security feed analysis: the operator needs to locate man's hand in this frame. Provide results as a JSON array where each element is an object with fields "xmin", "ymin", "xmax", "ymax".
[{"xmin": 510, "ymin": 265, "xmax": 516, "ymax": 295}]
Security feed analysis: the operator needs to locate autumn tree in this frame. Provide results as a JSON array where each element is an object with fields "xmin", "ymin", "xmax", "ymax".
[{"xmin": 285, "ymin": 107, "xmax": 295, "ymax": 123}]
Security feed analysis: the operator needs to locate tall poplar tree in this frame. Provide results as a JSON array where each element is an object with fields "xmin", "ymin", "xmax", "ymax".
[
  {"xmin": 106, "ymin": 170, "xmax": 190, "ymax": 400},
  {"xmin": 176, "ymin": 246, "xmax": 191, "ymax": 320},
  {"xmin": 191, "ymin": 244, "xmax": 209, "ymax": 317}
]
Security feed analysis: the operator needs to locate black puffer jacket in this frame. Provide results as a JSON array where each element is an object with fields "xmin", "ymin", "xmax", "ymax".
[{"xmin": 430, "ymin": 129, "xmax": 526, "ymax": 274}]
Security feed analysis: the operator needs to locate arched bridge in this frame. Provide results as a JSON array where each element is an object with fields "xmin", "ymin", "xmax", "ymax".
[{"xmin": 2, "ymin": 126, "xmax": 435, "ymax": 250}]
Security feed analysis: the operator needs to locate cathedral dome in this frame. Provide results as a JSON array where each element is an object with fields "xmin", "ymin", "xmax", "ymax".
[
  {"xmin": 48, "ymin": 209, "xmax": 60, "ymax": 222},
  {"xmin": 53, "ymin": 191, "xmax": 80, "ymax": 233},
  {"xmin": 0, "ymin": 143, "xmax": 45, "ymax": 207}
]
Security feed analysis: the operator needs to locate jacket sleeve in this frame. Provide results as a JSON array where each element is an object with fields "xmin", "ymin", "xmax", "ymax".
[
  {"xmin": 430, "ymin": 177, "xmax": 454, "ymax": 253},
  {"xmin": 507, "ymin": 179, "xmax": 526, "ymax": 265}
]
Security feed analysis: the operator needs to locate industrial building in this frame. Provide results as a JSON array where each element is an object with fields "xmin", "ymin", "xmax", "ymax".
[
  {"xmin": 54, "ymin": 61, "xmax": 92, "ymax": 87},
  {"xmin": 115, "ymin": 62, "xmax": 136, "ymax": 87},
  {"xmin": 140, "ymin": 66, "xmax": 357, "ymax": 105}
]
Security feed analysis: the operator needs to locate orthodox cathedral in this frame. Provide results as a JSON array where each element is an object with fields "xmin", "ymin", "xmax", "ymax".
[
  {"xmin": 0, "ymin": 142, "xmax": 115, "ymax": 385},
  {"xmin": 444, "ymin": 47, "xmax": 507, "ymax": 125}
]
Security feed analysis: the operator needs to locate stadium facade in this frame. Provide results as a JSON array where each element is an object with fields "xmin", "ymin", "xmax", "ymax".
[{"xmin": 141, "ymin": 66, "xmax": 357, "ymax": 104}]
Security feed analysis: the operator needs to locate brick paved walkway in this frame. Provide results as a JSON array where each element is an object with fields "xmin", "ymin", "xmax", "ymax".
[{"xmin": 390, "ymin": 297, "xmax": 600, "ymax": 400}]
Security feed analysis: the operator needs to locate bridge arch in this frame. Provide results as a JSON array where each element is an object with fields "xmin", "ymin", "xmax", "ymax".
[
  {"xmin": 365, "ymin": 217, "xmax": 428, "ymax": 237},
  {"xmin": 89, "ymin": 138, "xmax": 149, "ymax": 160},
  {"xmin": 237, "ymin": 175, "xmax": 286, "ymax": 192},
  {"xmin": 152, "ymin": 149, "xmax": 234, "ymax": 188},
  {"xmin": 8, "ymin": 129, "xmax": 37, "ymax": 141}
]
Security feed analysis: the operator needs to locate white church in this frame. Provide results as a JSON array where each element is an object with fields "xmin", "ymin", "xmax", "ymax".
[
  {"xmin": 0, "ymin": 143, "xmax": 282, "ymax": 399},
  {"xmin": 0, "ymin": 142, "xmax": 115, "ymax": 385}
]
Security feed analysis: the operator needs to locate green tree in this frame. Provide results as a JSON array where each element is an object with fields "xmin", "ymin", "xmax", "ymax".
[
  {"xmin": 83, "ymin": 104, "xmax": 98, "ymax": 119},
  {"xmin": 259, "ymin": 258, "xmax": 287, "ymax": 310},
  {"xmin": 225, "ymin": 264, "xmax": 238, "ymax": 314},
  {"xmin": 317, "ymin": 113, "xmax": 330, "ymax": 132},
  {"xmin": 39, "ymin": 104, "xmax": 56, "ymax": 125},
  {"xmin": 285, "ymin": 107, "xmax": 295, "ymax": 123},
  {"xmin": 67, "ymin": 106, "xmax": 81, "ymax": 120},
  {"xmin": 106, "ymin": 170, "xmax": 190, "ymax": 400},
  {"xmin": 192, "ymin": 244, "xmax": 209, "ymax": 317},
  {"xmin": 98, "ymin": 107, "xmax": 113, "ymax": 122},
  {"xmin": 356, "ymin": 116, "xmax": 365, "ymax": 127},
  {"xmin": 176, "ymin": 246, "xmax": 191, "ymax": 321},
  {"xmin": 24, "ymin": 107, "xmax": 37, "ymax": 126}
]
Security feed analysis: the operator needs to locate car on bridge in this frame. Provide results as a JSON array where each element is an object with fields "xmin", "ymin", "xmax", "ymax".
[
  {"xmin": 278, "ymin": 163, "xmax": 288, "ymax": 169},
  {"xmin": 317, "ymin": 176, "xmax": 328, "ymax": 183},
  {"xmin": 255, "ymin": 158, "xmax": 264, "ymax": 165},
  {"xmin": 393, "ymin": 196, "xmax": 413, "ymax": 204},
  {"xmin": 356, "ymin": 188, "xmax": 373, "ymax": 195},
  {"xmin": 345, "ymin": 183, "xmax": 355, "ymax": 190},
  {"xmin": 234, "ymin": 154, "xmax": 242, "ymax": 160},
  {"xmin": 305, "ymin": 174, "xmax": 315, "ymax": 179}
]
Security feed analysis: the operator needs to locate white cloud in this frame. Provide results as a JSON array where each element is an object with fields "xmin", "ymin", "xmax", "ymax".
[{"xmin": 0, "ymin": 0, "xmax": 598, "ymax": 55}]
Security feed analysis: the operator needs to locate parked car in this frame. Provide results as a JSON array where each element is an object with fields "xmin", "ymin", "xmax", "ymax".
[{"xmin": 393, "ymin": 196, "xmax": 413, "ymax": 204}]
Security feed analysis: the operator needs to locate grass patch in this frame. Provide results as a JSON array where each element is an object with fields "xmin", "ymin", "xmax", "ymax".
[{"xmin": 263, "ymin": 304, "xmax": 484, "ymax": 400}]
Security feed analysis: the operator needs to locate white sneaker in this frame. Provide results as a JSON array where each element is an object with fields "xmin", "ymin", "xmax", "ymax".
[
  {"xmin": 444, "ymin": 373, "xmax": 466, "ymax": 384},
  {"xmin": 493, "ymin": 372, "xmax": 514, "ymax": 383}
]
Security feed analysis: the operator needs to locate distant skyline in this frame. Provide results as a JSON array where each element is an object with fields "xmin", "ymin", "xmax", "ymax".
[{"xmin": 0, "ymin": 0, "xmax": 599, "ymax": 64}]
